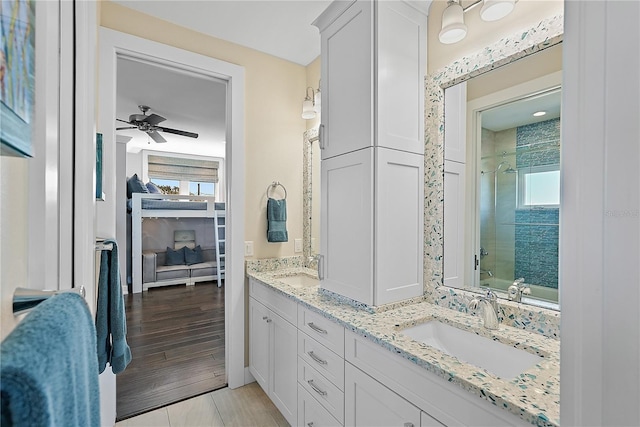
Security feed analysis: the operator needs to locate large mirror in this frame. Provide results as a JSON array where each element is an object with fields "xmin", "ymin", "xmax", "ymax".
[
  {"xmin": 303, "ymin": 127, "xmax": 320, "ymax": 264},
  {"xmin": 425, "ymin": 14, "xmax": 564, "ymax": 310}
]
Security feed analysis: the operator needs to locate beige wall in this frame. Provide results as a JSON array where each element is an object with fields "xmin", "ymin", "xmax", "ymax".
[
  {"xmin": 0, "ymin": 157, "xmax": 29, "ymax": 339},
  {"xmin": 427, "ymin": 0, "xmax": 563, "ymax": 74},
  {"xmin": 305, "ymin": 56, "xmax": 321, "ymax": 131},
  {"xmin": 100, "ymin": 1, "xmax": 308, "ymax": 260}
]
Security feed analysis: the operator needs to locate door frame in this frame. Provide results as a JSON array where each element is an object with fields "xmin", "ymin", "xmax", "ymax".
[{"xmin": 98, "ymin": 28, "xmax": 246, "ymax": 391}]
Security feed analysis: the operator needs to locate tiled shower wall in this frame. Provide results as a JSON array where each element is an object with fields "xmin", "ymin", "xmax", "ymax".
[{"xmin": 514, "ymin": 118, "xmax": 560, "ymax": 289}]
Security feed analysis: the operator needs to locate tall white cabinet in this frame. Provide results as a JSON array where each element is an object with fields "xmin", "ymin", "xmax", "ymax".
[{"xmin": 314, "ymin": 0, "xmax": 428, "ymax": 306}]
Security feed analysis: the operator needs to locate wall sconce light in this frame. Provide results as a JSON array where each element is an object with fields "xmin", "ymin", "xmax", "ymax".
[
  {"xmin": 302, "ymin": 87, "xmax": 316, "ymax": 119},
  {"xmin": 439, "ymin": 0, "xmax": 516, "ymax": 44}
]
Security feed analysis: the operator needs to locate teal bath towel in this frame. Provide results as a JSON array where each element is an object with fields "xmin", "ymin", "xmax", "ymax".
[
  {"xmin": 96, "ymin": 239, "xmax": 131, "ymax": 374},
  {"xmin": 0, "ymin": 293, "xmax": 100, "ymax": 427},
  {"xmin": 267, "ymin": 198, "xmax": 288, "ymax": 242}
]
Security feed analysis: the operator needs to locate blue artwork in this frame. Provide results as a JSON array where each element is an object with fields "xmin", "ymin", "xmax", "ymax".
[{"xmin": 1, "ymin": 0, "xmax": 36, "ymax": 157}]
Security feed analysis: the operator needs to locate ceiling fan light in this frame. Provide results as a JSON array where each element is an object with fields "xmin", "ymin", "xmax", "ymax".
[
  {"xmin": 439, "ymin": 1, "xmax": 467, "ymax": 44},
  {"xmin": 480, "ymin": 0, "xmax": 515, "ymax": 22},
  {"xmin": 302, "ymin": 98, "xmax": 316, "ymax": 120}
]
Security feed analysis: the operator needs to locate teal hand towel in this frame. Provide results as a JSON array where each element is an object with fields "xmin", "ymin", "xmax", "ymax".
[
  {"xmin": 0, "ymin": 293, "xmax": 100, "ymax": 427},
  {"xmin": 267, "ymin": 198, "xmax": 288, "ymax": 242},
  {"xmin": 96, "ymin": 239, "xmax": 132, "ymax": 374}
]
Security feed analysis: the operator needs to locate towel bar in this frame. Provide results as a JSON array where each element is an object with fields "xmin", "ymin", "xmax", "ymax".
[
  {"xmin": 267, "ymin": 181, "xmax": 287, "ymax": 199},
  {"xmin": 13, "ymin": 286, "xmax": 86, "ymax": 316}
]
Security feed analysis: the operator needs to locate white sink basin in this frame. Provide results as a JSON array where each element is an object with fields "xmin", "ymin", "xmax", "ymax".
[
  {"xmin": 400, "ymin": 320, "xmax": 542, "ymax": 378},
  {"xmin": 276, "ymin": 274, "xmax": 319, "ymax": 288}
]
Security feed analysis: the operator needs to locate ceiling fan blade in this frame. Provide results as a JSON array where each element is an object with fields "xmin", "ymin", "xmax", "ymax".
[
  {"xmin": 116, "ymin": 126, "xmax": 137, "ymax": 130},
  {"xmin": 148, "ymin": 130, "xmax": 167, "ymax": 143},
  {"xmin": 158, "ymin": 126, "xmax": 199, "ymax": 139},
  {"xmin": 116, "ymin": 118, "xmax": 132, "ymax": 124},
  {"xmin": 143, "ymin": 113, "xmax": 166, "ymax": 126}
]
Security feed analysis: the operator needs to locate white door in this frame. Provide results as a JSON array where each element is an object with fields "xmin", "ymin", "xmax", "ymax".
[
  {"xmin": 345, "ymin": 362, "xmax": 421, "ymax": 427},
  {"xmin": 270, "ymin": 312, "xmax": 298, "ymax": 425},
  {"xmin": 321, "ymin": 0, "xmax": 373, "ymax": 159},
  {"xmin": 321, "ymin": 148, "xmax": 374, "ymax": 305},
  {"xmin": 249, "ymin": 298, "xmax": 270, "ymax": 392},
  {"xmin": 375, "ymin": 147, "xmax": 424, "ymax": 305}
]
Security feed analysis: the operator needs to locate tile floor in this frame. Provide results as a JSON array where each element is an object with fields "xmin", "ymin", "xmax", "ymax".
[{"xmin": 115, "ymin": 382, "xmax": 289, "ymax": 427}]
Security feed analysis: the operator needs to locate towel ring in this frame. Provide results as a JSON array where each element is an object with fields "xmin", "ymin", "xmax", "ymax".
[{"xmin": 266, "ymin": 181, "xmax": 287, "ymax": 200}]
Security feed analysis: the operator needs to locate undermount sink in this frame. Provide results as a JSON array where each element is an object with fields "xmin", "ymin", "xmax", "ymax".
[
  {"xmin": 276, "ymin": 273, "xmax": 319, "ymax": 288},
  {"xmin": 400, "ymin": 320, "xmax": 542, "ymax": 379}
]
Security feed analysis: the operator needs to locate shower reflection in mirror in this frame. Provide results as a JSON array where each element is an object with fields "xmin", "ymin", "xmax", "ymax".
[
  {"xmin": 476, "ymin": 88, "xmax": 560, "ymax": 305},
  {"xmin": 444, "ymin": 74, "xmax": 562, "ymax": 310}
]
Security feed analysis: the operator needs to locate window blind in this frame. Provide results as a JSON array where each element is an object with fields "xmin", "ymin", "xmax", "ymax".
[{"xmin": 148, "ymin": 155, "xmax": 219, "ymax": 183}]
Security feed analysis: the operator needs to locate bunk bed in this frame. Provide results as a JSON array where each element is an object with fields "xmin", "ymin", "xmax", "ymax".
[{"xmin": 130, "ymin": 193, "xmax": 225, "ymax": 293}]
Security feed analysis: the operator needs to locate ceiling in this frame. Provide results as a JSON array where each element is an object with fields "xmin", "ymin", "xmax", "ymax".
[
  {"xmin": 481, "ymin": 89, "xmax": 561, "ymax": 132},
  {"xmin": 112, "ymin": 0, "xmax": 331, "ymax": 66},
  {"xmin": 113, "ymin": 0, "xmax": 331, "ymax": 156}
]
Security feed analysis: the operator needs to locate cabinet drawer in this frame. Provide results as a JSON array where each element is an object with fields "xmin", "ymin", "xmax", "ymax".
[
  {"xmin": 298, "ymin": 358, "xmax": 344, "ymax": 423},
  {"xmin": 298, "ymin": 330, "xmax": 345, "ymax": 391},
  {"xmin": 298, "ymin": 385, "xmax": 342, "ymax": 427},
  {"xmin": 298, "ymin": 306, "xmax": 345, "ymax": 356},
  {"xmin": 249, "ymin": 278, "xmax": 297, "ymax": 325}
]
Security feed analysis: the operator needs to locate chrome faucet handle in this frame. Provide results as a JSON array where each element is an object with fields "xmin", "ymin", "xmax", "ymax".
[{"xmin": 513, "ymin": 277, "xmax": 525, "ymax": 287}]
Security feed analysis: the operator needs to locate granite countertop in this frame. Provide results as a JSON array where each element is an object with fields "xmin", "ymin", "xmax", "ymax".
[{"xmin": 247, "ymin": 267, "xmax": 560, "ymax": 427}]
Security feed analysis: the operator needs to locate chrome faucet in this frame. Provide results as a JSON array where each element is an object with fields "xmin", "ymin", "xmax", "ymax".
[
  {"xmin": 469, "ymin": 290, "xmax": 499, "ymax": 330},
  {"xmin": 507, "ymin": 278, "xmax": 530, "ymax": 303}
]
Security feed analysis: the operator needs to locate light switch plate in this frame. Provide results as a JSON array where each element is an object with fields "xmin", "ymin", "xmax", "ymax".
[
  {"xmin": 294, "ymin": 238, "xmax": 302, "ymax": 253},
  {"xmin": 244, "ymin": 241, "xmax": 254, "ymax": 257}
]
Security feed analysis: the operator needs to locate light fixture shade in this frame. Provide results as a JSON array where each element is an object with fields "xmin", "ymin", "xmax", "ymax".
[
  {"xmin": 302, "ymin": 98, "xmax": 316, "ymax": 119},
  {"xmin": 313, "ymin": 89, "xmax": 321, "ymax": 114},
  {"xmin": 439, "ymin": 1, "xmax": 467, "ymax": 44},
  {"xmin": 480, "ymin": 0, "xmax": 515, "ymax": 22}
]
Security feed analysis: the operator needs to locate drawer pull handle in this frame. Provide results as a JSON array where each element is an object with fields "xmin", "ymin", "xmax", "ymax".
[
  {"xmin": 308, "ymin": 423, "xmax": 314, "ymax": 427},
  {"xmin": 262, "ymin": 316, "xmax": 268, "ymax": 320},
  {"xmin": 308, "ymin": 351, "xmax": 328, "ymax": 365},
  {"xmin": 404, "ymin": 423, "xmax": 414, "ymax": 427},
  {"xmin": 308, "ymin": 379, "xmax": 327, "ymax": 396},
  {"xmin": 307, "ymin": 322, "xmax": 328, "ymax": 335},
  {"xmin": 266, "ymin": 318, "xmax": 272, "ymax": 323}
]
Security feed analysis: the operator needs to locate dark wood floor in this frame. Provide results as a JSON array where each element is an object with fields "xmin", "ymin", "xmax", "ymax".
[{"xmin": 116, "ymin": 282, "xmax": 226, "ymax": 421}]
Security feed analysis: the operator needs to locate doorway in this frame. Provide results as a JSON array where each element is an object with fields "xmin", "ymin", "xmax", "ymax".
[{"xmin": 98, "ymin": 28, "xmax": 246, "ymax": 421}]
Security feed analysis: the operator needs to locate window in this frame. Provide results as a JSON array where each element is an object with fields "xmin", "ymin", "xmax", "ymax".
[
  {"xmin": 518, "ymin": 164, "xmax": 560, "ymax": 207},
  {"xmin": 189, "ymin": 182, "xmax": 215, "ymax": 196},
  {"xmin": 150, "ymin": 179, "xmax": 180, "ymax": 194}
]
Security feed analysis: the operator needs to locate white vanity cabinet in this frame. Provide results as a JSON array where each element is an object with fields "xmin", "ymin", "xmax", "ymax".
[
  {"xmin": 314, "ymin": 0, "xmax": 427, "ymax": 307},
  {"xmin": 345, "ymin": 330, "xmax": 529, "ymax": 426},
  {"xmin": 248, "ymin": 279, "xmax": 298, "ymax": 425},
  {"xmin": 345, "ymin": 362, "xmax": 442, "ymax": 427}
]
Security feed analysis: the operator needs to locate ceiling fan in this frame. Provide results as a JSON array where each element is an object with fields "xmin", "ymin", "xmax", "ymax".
[{"xmin": 116, "ymin": 105, "xmax": 199, "ymax": 143}]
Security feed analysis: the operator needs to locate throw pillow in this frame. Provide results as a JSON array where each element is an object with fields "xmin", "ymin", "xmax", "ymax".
[
  {"xmin": 165, "ymin": 247, "xmax": 185, "ymax": 266},
  {"xmin": 146, "ymin": 181, "xmax": 161, "ymax": 193},
  {"xmin": 127, "ymin": 173, "xmax": 149, "ymax": 199},
  {"xmin": 185, "ymin": 245, "xmax": 204, "ymax": 265}
]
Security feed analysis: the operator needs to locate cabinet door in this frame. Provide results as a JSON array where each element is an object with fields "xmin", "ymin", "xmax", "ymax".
[
  {"xmin": 375, "ymin": 148, "xmax": 424, "ymax": 305},
  {"xmin": 321, "ymin": 0, "xmax": 373, "ymax": 159},
  {"xmin": 345, "ymin": 362, "xmax": 420, "ymax": 427},
  {"xmin": 377, "ymin": 1, "xmax": 426, "ymax": 155},
  {"xmin": 249, "ymin": 298, "xmax": 270, "ymax": 392},
  {"xmin": 321, "ymin": 148, "xmax": 374, "ymax": 305},
  {"xmin": 271, "ymin": 312, "xmax": 298, "ymax": 425},
  {"xmin": 443, "ymin": 160, "xmax": 466, "ymax": 288}
]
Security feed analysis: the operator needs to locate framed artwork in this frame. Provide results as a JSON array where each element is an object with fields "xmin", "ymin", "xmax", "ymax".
[{"xmin": 1, "ymin": 0, "xmax": 36, "ymax": 157}]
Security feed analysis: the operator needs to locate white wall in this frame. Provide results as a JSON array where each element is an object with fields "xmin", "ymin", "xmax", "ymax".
[{"xmin": 561, "ymin": 1, "xmax": 640, "ymax": 425}]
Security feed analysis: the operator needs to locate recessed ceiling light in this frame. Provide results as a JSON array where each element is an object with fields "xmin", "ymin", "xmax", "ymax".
[{"xmin": 533, "ymin": 111, "xmax": 547, "ymax": 117}]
